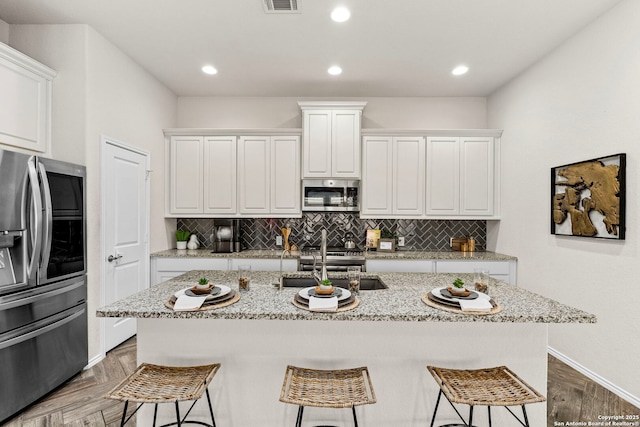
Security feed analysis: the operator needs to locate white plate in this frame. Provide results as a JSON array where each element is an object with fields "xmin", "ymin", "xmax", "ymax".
[
  {"xmin": 431, "ymin": 287, "xmax": 490, "ymax": 302},
  {"xmin": 176, "ymin": 285, "xmax": 231, "ymax": 301},
  {"xmin": 298, "ymin": 286, "xmax": 351, "ymax": 301}
]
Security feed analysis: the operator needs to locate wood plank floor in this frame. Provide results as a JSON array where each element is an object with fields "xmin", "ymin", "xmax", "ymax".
[{"xmin": 3, "ymin": 337, "xmax": 638, "ymax": 426}]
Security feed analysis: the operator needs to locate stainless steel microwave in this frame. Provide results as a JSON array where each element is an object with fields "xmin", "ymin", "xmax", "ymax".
[{"xmin": 302, "ymin": 179, "xmax": 360, "ymax": 212}]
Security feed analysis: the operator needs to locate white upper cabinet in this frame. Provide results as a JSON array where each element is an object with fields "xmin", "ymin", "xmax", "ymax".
[
  {"xmin": 271, "ymin": 136, "xmax": 301, "ymax": 215},
  {"xmin": 238, "ymin": 135, "xmax": 301, "ymax": 216},
  {"xmin": 299, "ymin": 102, "xmax": 366, "ymax": 178},
  {"xmin": 361, "ymin": 136, "xmax": 424, "ymax": 217},
  {"xmin": 166, "ymin": 131, "xmax": 301, "ymax": 218},
  {"xmin": 0, "ymin": 43, "xmax": 55, "ymax": 153},
  {"xmin": 170, "ymin": 136, "xmax": 204, "ymax": 214},
  {"xmin": 426, "ymin": 136, "xmax": 495, "ymax": 217},
  {"xmin": 203, "ymin": 136, "xmax": 237, "ymax": 214}
]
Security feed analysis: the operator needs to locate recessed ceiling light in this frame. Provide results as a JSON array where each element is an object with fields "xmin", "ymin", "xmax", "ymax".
[
  {"xmin": 202, "ymin": 65, "xmax": 218, "ymax": 75},
  {"xmin": 328, "ymin": 66, "xmax": 343, "ymax": 75},
  {"xmin": 331, "ymin": 7, "xmax": 351, "ymax": 22},
  {"xmin": 451, "ymin": 65, "xmax": 469, "ymax": 76}
]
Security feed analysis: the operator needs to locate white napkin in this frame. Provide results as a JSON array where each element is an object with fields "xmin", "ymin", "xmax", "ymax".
[
  {"xmin": 173, "ymin": 294, "xmax": 208, "ymax": 311},
  {"xmin": 459, "ymin": 298, "xmax": 493, "ymax": 312},
  {"xmin": 308, "ymin": 296, "xmax": 338, "ymax": 312}
]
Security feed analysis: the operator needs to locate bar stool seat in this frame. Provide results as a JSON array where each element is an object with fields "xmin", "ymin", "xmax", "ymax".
[
  {"xmin": 279, "ymin": 365, "xmax": 376, "ymax": 427},
  {"xmin": 105, "ymin": 362, "xmax": 221, "ymax": 427},
  {"xmin": 426, "ymin": 365, "xmax": 545, "ymax": 427}
]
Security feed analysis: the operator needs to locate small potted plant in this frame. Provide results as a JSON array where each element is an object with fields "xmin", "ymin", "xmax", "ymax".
[
  {"xmin": 176, "ymin": 230, "xmax": 190, "ymax": 250},
  {"xmin": 316, "ymin": 279, "xmax": 334, "ymax": 295},
  {"xmin": 449, "ymin": 278, "xmax": 468, "ymax": 296},
  {"xmin": 196, "ymin": 277, "xmax": 209, "ymax": 290}
]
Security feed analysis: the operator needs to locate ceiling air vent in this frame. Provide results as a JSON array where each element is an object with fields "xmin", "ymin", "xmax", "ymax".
[{"xmin": 263, "ymin": 0, "xmax": 299, "ymax": 13}]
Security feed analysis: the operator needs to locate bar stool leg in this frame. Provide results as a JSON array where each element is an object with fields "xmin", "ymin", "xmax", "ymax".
[
  {"xmin": 205, "ymin": 388, "xmax": 217, "ymax": 427},
  {"xmin": 522, "ymin": 405, "xmax": 530, "ymax": 427},
  {"xmin": 352, "ymin": 405, "xmax": 359, "ymax": 427},
  {"xmin": 468, "ymin": 405, "xmax": 474, "ymax": 427},
  {"xmin": 429, "ymin": 389, "xmax": 443, "ymax": 427},
  {"xmin": 153, "ymin": 403, "xmax": 158, "ymax": 427},
  {"xmin": 119, "ymin": 401, "xmax": 129, "ymax": 427},
  {"xmin": 295, "ymin": 405, "xmax": 304, "ymax": 427},
  {"xmin": 487, "ymin": 406, "xmax": 492, "ymax": 427},
  {"xmin": 175, "ymin": 401, "xmax": 181, "ymax": 427}
]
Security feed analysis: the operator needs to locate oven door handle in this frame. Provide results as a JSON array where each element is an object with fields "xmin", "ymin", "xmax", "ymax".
[{"xmin": 37, "ymin": 161, "xmax": 53, "ymax": 274}]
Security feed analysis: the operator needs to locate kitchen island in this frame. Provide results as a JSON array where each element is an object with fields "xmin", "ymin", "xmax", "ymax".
[{"xmin": 97, "ymin": 270, "xmax": 594, "ymax": 427}]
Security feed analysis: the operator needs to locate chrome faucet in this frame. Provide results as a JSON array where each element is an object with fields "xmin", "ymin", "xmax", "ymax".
[
  {"xmin": 278, "ymin": 248, "xmax": 291, "ymax": 290},
  {"xmin": 312, "ymin": 229, "xmax": 329, "ymax": 285}
]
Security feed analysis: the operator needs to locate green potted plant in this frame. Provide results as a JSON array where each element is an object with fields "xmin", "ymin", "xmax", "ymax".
[
  {"xmin": 176, "ymin": 230, "xmax": 190, "ymax": 250},
  {"xmin": 316, "ymin": 279, "xmax": 334, "ymax": 295},
  {"xmin": 196, "ymin": 277, "xmax": 210, "ymax": 290},
  {"xmin": 449, "ymin": 278, "xmax": 468, "ymax": 295}
]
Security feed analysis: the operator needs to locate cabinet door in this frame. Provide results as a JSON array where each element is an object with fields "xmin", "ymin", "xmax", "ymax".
[
  {"xmin": 393, "ymin": 136, "xmax": 425, "ymax": 215},
  {"xmin": 361, "ymin": 136, "xmax": 393, "ymax": 215},
  {"xmin": 203, "ymin": 136, "xmax": 237, "ymax": 214},
  {"xmin": 170, "ymin": 136, "xmax": 203, "ymax": 214},
  {"xmin": 0, "ymin": 45, "xmax": 54, "ymax": 153},
  {"xmin": 460, "ymin": 137, "xmax": 494, "ymax": 216},
  {"xmin": 331, "ymin": 110, "xmax": 361, "ymax": 177},
  {"xmin": 426, "ymin": 137, "xmax": 460, "ymax": 215},
  {"xmin": 302, "ymin": 110, "xmax": 332, "ymax": 177},
  {"xmin": 271, "ymin": 136, "xmax": 301, "ymax": 215},
  {"xmin": 238, "ymin": 136, "xmax": 270, "ymax": 214}
]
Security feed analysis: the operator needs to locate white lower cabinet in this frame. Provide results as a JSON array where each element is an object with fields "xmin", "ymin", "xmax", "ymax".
[
  {"xmin": 366, "ymin": 260, "xmax": 434, "ymax": 273},
  {"xmin": 151, "ymin": 257, "xmax": 231, "ymax": 286},
  {"xmin": 229, "ymin": 258, "xmax": 298, "ymax": 272},
  {"xmin": 434, "ymin": 260, "xmax": 516, "ymax": 285},
  {"xmin": 151, "ymin": 257, "xmax": 298, "ymax": 286}
]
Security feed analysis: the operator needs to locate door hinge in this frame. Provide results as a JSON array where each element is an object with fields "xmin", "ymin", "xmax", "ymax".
[{"xmin": 145, "ymin": 170, "xmax": 153, "ymax": 180}]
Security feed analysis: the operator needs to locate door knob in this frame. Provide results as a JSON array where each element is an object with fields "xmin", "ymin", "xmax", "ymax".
[{"xmin": 107, "ymin": 254, "xmax": 123, "ymax": 262}]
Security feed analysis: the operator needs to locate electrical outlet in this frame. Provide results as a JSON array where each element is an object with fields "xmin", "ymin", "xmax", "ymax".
[
  {"xmin": 450, "ymin": 237, "xmax": 453, "ymax": 248},
  {"xmin": 397, "ymin": 236, "xmax": 405, "ymax": 247},
  {"xmin": 276, "ymin": 236, "xmax": 283, "ymax": 246}
]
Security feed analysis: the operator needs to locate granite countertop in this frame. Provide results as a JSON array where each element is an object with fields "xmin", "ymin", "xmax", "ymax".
[
  {"xmin": 97, "ymin": 270, "xmax": 594, "ymax": 324},
  {"xmin": 151, "ymin": 248, "xmax": 517, "ymax": 261}
]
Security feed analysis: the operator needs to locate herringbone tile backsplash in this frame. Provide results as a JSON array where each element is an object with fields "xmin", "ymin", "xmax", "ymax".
[{"xmin": 178, "ymin": 214, "xmax": 486, "ymax": 251}]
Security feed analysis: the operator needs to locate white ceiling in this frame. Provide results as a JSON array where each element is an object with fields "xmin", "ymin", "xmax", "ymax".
[{"xmin": 0, "ymin": 0, "xmax": 622, "ymax": 97}]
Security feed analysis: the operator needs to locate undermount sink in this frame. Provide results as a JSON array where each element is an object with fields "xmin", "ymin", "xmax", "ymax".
[{"xmin": 281, "ymin": 276, "xmax": 388, "ymax": 290}]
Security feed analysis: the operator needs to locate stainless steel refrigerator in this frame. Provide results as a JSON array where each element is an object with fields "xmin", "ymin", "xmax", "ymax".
[{"xmin": 0, "ymin": 148, "xmax": 87, "ymax": 422}]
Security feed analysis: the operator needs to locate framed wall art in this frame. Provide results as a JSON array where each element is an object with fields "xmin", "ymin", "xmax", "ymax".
[{"xmin": 551, "ymin": 153, "xmax": 626, "ymax": 240}]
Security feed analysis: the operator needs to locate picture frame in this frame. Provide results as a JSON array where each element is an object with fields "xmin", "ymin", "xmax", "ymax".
[
  {"xmin": 377, "ymin": 238, "xmax": 396, "ymax": 252},
  {"xmin": 551, "ymin": 153, "xmax": 626, "ymax": 240},
  {"xmin": 365, "ymin": 229, "xmax": 380, "ymax": 249}
]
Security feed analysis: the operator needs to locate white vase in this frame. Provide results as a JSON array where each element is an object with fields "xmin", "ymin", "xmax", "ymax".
[
  {"xmin": 176, "ymin": 241, "xmax": 187, "ymax": 250},
  {"xmin": 187, "ymin": 235, "xmax": 200, "ymax": 250}
]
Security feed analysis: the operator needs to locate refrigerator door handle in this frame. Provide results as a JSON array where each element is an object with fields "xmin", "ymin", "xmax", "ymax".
[
  {"xmin": 37, "ymin": 162, "xmax": 53, "ymax": 273},
  {"xmin": 26, "ymin": 159, "xmax": 43, "ymax": 285}
]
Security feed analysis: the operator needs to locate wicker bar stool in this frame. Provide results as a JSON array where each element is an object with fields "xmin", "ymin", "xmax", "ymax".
[
  {"xmin": 279, "ymin": 365, "xmax": 377, "ymax": 427},
  {"xmin": 426, "ymin": 365, "xmax": 545, "ymax": 427},
  {"xmin": 104, "ymin": 363, "xmax": 221, "ymax": 427}
]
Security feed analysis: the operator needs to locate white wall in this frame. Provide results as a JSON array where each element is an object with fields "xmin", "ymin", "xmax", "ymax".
[
  {"xmin": 178, "ymin": 96, "xmax": 487, "ymax": 129},
  {"xmin": 8, "ymin": 24, "xmax": 178, "ymax": 362},
  {"xmin": 0, "ymin": 19, "xmax": 8, "ymax": 44},
  {"xmin": 488, "ymin": 0, "xmax": 639, "ymax": 401}
]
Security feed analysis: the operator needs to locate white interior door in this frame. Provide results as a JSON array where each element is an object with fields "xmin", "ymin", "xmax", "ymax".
[{"xmin": 102, "ymin": 137, "xmax": 150, "ymax": 352}]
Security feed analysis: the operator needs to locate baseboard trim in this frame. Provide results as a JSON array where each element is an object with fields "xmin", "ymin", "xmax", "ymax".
[
  {"xmin": 85, "ymin": 353, "xmax": 105, "ymax": 370},
  {"xmin": 548, "ymin": 346, "xmax": 640, "ymax": 408}
]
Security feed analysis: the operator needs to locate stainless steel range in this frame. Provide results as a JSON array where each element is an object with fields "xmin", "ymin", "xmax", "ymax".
[{"xmin": 298, "ymin": 245, "xmax": 366, "ymax": 272}]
